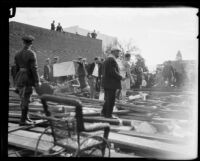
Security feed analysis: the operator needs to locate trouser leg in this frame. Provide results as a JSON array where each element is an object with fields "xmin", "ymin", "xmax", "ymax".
[
  {"xmin": 103, "ymin": 89, "xmax": 116, "ymax": 117},
  {"xmin": 18, "ymin": 86, "xmax": 32, "ymax": 123},
  {"xmin": 101, "ymin": 90, "xmax": 108, "ymax": 116}
]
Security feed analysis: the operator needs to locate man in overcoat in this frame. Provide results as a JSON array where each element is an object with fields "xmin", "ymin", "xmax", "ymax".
[{"xmin": 101, "ymin": 47, "xmax": 125, "ymax": 118}]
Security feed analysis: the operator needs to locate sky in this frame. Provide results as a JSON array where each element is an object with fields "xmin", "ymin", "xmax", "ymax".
[{"xmin": 10, "ymin": 7, "xmax": 198, "ymax": 71}]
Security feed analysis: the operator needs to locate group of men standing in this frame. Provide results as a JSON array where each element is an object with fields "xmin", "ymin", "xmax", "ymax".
[
  {"xmin": 11, "ymin": 34, "xmax": 133, "ymax": 126},
  {"xmin": 73, "ymin": 56, "xmax": 103, "ymax": 98}
]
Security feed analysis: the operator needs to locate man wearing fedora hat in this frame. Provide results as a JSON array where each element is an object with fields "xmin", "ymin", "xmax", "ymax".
[
  {"xmin": 14, "ymin": 35, "xmax": 49, "ymax": 126},
  {"xmin": 101, "ymin": 46, "xmax": 126, "ymax": 118}
]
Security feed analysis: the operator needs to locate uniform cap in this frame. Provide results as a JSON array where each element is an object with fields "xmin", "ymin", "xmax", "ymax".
[{"xmin": 22, "ymin": 35, "xmax": 35, "ymax": 42}]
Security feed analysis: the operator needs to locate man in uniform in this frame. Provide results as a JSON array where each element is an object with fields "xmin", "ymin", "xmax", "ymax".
[
  {"xmin": 101, "ymin": 47, "xmax": 126, "ymax": 118},
  {"xmin": 14, "ymin": 35, "xmax": 50, "ymax": 126}
]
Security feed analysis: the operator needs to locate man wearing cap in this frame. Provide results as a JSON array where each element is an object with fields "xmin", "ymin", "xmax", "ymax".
[
  {"xmin": 14, "ymin": 35, "xmax": 49, "ymax": 126},
  {"xmin": 101, "ymin": 47, "xmax": 126, "ymax": 118},
  {"xmin": 43, "ymin": 58, "xmax": 51, "ymax": 81}
]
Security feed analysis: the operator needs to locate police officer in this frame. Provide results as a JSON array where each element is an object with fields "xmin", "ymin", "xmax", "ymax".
[{"xmin": 14, "ymin": 35, "xmax": 49, "ymax": 126}]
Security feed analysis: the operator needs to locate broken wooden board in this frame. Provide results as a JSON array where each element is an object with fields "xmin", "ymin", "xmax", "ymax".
[
  {"xmin": 8, "ymin": 128, "xmax": 138, "ymax": 158},
  {"xmin": 8, "ymin": 131, "xmax": 54, "ymax": 154},
  {"xmin": 8, "ymin": 120, "xmax": 47, "ymax": 133}
]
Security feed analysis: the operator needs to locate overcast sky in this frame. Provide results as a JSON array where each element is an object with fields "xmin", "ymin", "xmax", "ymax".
[{"xmin": 10, "ymin": 7, "xmax": 198, "ymax": 71}]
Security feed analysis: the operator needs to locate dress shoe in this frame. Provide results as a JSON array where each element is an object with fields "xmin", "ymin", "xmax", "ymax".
[
  {"xmin": 19, "ymin": 120, "xmax": 35, "ymax": 126},
  {"xmin": 26, "ymin": 118, "xmax": 36, "ymax": 124},
  {"xmin": 105, "ymin": 115, "xmax": 118, "ymax": 119}
]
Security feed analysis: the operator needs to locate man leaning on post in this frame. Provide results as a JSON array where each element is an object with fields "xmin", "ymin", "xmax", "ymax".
[
  {"xmin": 14, "ymin": 35, "xmax": 50, "ymax": 126},
  {"xmin": 101, "ymin": 46, "xmax": 126, "ymax": 118}
]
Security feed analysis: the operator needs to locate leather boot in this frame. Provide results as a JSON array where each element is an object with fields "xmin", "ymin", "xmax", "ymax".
[
  {"xmin": 26, "ymin": 115, "xmax": 36, "ymax": 124},
  {"xmin": 19, "ymin": 110, "xmax": 33, "ymax": 126}
]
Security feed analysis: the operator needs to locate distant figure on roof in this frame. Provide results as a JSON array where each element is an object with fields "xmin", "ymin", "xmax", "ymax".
[
  {"xmin": 56, "ymin": 23, "xmax": 63, "ymax": 32},
  {"xmin": 51, "ymin": 20, "xmax": 55, "ymax": 31},
  {"xmin": 91, "ymin": 30, "xmax": 97, "ymax": 39}
]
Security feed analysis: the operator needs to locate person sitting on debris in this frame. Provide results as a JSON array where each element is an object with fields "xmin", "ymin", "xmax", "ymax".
[
  {"xmin": 51, "ymin": 20, "xmax": 55, "ymax": 31},
  {"xmin": 43, "ymin": 58, "xmax": 51, "ymax": 82},
  {"xmin": 73, "ymin": 57, "xmax": 90, "ymax": 92},
  {"xmin": 56, "ymin": 23, "xmax": 63, "ymax": 32},
  {"xmin": 91, "ymin": 30, "xmax": 97, "ymax": 39}
]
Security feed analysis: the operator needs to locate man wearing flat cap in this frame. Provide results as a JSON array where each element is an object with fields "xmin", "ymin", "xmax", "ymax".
[
  {"xmin": 14, "ymin": 35, "xmax": 50, "ymax": 126},
  {"xmin": 101, "ymin": 46, "xmax": 126, "ymax": 118}
]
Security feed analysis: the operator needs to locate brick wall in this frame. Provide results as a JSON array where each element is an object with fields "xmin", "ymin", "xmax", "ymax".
[{"xmin": 9, "ymin": 21, "xmax": 102, "ymax": 76}]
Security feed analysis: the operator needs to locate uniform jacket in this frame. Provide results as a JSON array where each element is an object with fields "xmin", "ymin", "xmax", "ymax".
[
  {"xmin": 14, "ymin": 47, "xmax": 40, "ymax": 87},
  {"xmin": 101, "ymin": 56, "xmax": 122, "ymax": 90}
]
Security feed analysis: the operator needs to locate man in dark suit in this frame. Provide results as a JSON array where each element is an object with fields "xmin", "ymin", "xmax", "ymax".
[
  {"xmin": 43, "ymin": 58, "xmax": 51, "ymax": 81},
  {"xmin": 101, "ymin": 47, "xmax": 126, "ymax": 118},
  {"xmin": 14, "ymin": 35, "xmax": 50, "ymax": 126},
  {"xmin": 87, "ymin": 57, "xmax": 100, "ymax": 98}
]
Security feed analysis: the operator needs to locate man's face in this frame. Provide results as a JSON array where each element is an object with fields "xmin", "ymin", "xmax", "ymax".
[
  {"xmin": 113, "ymin": 50, "xmax": 120, "ymax": 58},
  {"xmin": 125, "ymin": 56, "xmax": 131, "ymax": 61}
]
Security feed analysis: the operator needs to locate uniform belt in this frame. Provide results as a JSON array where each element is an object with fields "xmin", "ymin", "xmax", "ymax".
[{"xmin": 20, "ymin": 68, "xmax": 27, "ymax": 72}]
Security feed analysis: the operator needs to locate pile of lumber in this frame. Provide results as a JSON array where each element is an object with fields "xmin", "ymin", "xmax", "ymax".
[{"xmin": 8, "ymin": 88, "xmax": 196, "ymax": 158}]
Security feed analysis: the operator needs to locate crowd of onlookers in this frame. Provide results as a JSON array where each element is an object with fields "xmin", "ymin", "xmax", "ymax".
[{"xmin": 39, "ymin": 51, "xmax": 194, "ymax": 99}]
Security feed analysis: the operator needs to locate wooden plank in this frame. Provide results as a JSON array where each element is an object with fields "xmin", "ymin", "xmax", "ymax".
[
  {"xmin": 83, "ymin": 116, "xmax": 169, "ymax": 132},
  {"xmin": 8, "ymin": 134, "xmax": 53, "ymax": 153},
  {"xmin": 115, "ymin": 129, "xmax": 185, "ymax": 144},
  {"xmin": 8, "ymin": 128, "xmax": 139, "ymax": 158},
  {"xmin": 28, "ymin": 126, "xmax": 191, "ymax": 159},
  {"xmin": 108, "ymin": 132, "xmax": 191, "ymax": 159},
  {"xmin": 8, "ymin": 120, "xmax": 47, "ymax": 133}
]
